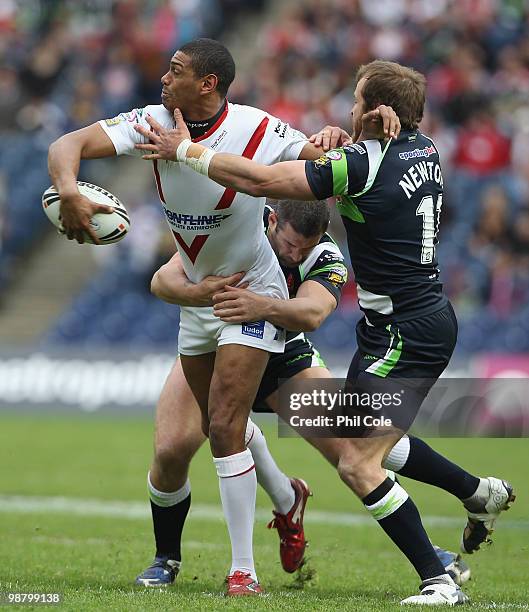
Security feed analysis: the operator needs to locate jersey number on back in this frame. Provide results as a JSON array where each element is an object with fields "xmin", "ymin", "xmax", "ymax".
[{"xmin": 416, "ymin": 194, "xmax": 442, "ymax": 264}]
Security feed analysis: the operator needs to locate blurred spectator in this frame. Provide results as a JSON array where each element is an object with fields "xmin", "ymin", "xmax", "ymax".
[{"xmin": 453, "ymin": 107, "xmax": 511, "ymax": 176}]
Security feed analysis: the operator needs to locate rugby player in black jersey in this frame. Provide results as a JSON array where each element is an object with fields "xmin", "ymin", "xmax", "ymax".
[
  {"xmin": 138, "ymin": 199, "xmax": 468, "ymax": 590},
  {"xmin": 146, "ymin": 60, "xmax": 515, "ymax": 605}
]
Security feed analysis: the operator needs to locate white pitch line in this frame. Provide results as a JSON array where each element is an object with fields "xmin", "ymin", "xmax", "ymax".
[{"xmin": 0, "ymin": 495, "xmax": 527, "ymax": 530}]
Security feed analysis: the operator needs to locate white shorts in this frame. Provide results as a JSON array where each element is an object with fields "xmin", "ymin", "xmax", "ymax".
[{"xmin": 177, "ymin": 270, "xmax": 287, "ymax": 356}]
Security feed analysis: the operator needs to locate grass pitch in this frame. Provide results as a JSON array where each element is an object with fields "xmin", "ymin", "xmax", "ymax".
[{"xmin": 0, "ymin": 413, "xmax": 528, "ymax": 611}]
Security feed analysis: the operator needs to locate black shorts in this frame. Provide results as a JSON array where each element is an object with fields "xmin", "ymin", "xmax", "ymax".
[
  {"xmin": 252, "ymin": 336, "xmax": 326, "ymax": 413},
  {"xmin": 344, "ymin": 302, "xmax": 458, "ymax": 432}
]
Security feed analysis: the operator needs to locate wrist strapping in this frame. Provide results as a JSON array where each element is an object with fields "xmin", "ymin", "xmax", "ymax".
[
  {"xmin": 176, "ymin": 138, "xmax": 216, "ymax": 176},
  {"xmin": 176, "ymin": 138, "xmax": 192, "ymax": 162}
]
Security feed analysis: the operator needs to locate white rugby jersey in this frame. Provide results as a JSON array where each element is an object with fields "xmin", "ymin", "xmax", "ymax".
[{"xmin": 99, "ymin": 101, "xmax": 308, "ymax": 291}]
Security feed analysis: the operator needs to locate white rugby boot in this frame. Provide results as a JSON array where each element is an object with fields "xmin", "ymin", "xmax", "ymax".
[
  {"xmin": 401, "ymin": 576, "xmax": 468, "ymax": 606},
  {"xmin": 461, "ymin": 477, "xmax": 515, "ymax": 554}
]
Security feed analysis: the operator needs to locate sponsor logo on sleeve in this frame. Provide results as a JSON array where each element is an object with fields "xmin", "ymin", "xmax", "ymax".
[
  {"xmin": 274, "ymin": 120, "xmax": 288, "ymax": 138},
  {"xmin": 326, "ymin": 150, "xmax": 343, "ymax": 160},
  {"xmin": 350, "ymin": 143, "xmax": 366, "ymax": 154},
  {"xmin": 105, "ymin": 117, "xmax": 122, "ymax": 126},
  {"xmin": 314, "ymin": 154, "xmax": 331, "ymax": 167},
  {"xmin": 242, "ymin": 321, "xmax": 266, "ymax": 339},
  {"xmin": 124, "ymin": 109, "xmax": 144, "ymax": 123},
  {"xmin": 328, "ymin": 272, "xmax": 345, "ymax": 286}
]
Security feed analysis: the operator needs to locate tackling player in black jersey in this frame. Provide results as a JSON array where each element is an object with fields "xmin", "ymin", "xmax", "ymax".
[{"xmin": 163, "ymin": 59, "xmax": 515, "ymax": 606}]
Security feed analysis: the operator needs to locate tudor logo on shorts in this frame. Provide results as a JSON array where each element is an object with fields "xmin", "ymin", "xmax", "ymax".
[{"xmin": 241, "ymin": 321, "xmax": 265, "ymax": 339}]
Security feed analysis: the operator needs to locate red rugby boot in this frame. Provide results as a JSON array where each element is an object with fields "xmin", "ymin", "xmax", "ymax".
[
  {"xmin": 225, "ymin": 571, "xmax": 263, "ymax": 596},
  {"xmin": 267, "ymin": 478, "xmax": 312, "ymax": 573}
]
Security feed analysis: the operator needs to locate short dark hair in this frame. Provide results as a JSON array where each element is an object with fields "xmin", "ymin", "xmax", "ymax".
[
  {"xmin": 356, "ymin": 60, "xmax": 426, "ymax": 130},
  {"xmin": 179, "ymin": 38, "xmax": 235, "ymax": 97},
  {"xmin": 273, "ymin": 199, "xmax": 330, "ymax": 238}
]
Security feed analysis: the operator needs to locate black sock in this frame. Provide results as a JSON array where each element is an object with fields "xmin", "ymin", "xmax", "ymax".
[
  {"xmin": 363, "ymin": 478, "xmax": 446, "ymax": 581},
  {"xmin": 399, "ymin": 437, "xmax": 480, "ymax": 500},
  {"xmin": 150, "ymin": 493, "xmax": 191, "ymax": 561}
]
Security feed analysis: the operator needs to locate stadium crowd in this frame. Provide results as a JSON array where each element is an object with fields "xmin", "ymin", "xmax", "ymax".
[{"xmin": 2, "ymin": 0, "xmax": 529, "ymax": 353}]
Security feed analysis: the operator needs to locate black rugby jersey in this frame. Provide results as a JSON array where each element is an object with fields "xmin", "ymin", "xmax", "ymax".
[
  {"xmin": 305, "ymin": 130, "xmax": 447, "ymax": 325},
  {"xmin": 263, "ymin": 205, "xmax": 348, "ymax": 339}
]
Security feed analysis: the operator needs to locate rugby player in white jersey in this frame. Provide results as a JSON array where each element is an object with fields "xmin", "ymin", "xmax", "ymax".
[
  {"xmin": 48, "ymin": 37, "xmax": 402, "ymax": 596},
  {"xmin": 136, "ymin": 198, "xmax": 470, "ymax": 588}
]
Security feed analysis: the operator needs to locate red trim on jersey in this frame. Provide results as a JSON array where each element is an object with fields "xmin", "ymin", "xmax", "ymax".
[
  {"xmin": 172, "ymin": 231, "xmax": 210, "ymax": 264},
  {"xmin": 215, "ymin": 116, "xmax": 270, "ymax": 210},
  {"xmin": 152, "ymin": 160, "xmax": 166, "ymax": 204},
  {"xmin": 192, "ymin": 99, "xmax": 229, "ymax": 143},
  {"xmin": 221, "ymin": 464, "xmax": 256, "ymax": 479}
]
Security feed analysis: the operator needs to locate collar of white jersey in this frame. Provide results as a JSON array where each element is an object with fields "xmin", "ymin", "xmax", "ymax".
[{"xmin": 191, "ymin": 99, "xmax": 229, "ymax": 143}]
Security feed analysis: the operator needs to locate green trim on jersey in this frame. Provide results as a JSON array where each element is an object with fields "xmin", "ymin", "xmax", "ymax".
[
  {"xmin": 336, "ymin": 196, "xmax": 365, "ymax": 223},
  {"xmin": 366, "ymin": 324, "xmax": 403, "ymax": 378},
  {"xmin": 335, "ymin": 139, "xmax": 393, "ymax": 225},
  {"xmin": 330, "ymin": 149, "xmax": 348, "ymax": 195},
  {"xmin": 353, "ymin": 139, "xmax": 392, "ymax": 197},
  {"xmin": 311, "ymin": 346, "xmax": 326, "ymax": 368}
]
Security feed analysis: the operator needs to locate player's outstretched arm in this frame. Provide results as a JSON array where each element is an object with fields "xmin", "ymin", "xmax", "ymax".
[
  {"xmin": 134, "ymin": 109, "xmax": 317, "ymax": 201},
  {"xmin": 151, "ymin": 252, "xmax": 246, "ymax": 307},
  {"xmin": 212, "ymin": 280, "xmax": 336, "ymax": 332},
  {"xmin": 208, "ymin": 155, "xmax": 315, "ymax": 200},
  {"xmin": 48, "ymin": 123, "xmax": 117, "ymax": 243}
]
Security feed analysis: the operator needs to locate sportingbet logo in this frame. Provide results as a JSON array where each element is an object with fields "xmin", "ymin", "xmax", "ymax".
[
  {"xmin": 242, "ymin": 321, "xmax": 265, "ymax": 339},
  {"xmin": 399, "ymin": 145, "xmax": 435, "ymax": 161}
]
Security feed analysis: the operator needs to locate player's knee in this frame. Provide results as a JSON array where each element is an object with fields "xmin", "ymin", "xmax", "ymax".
[
  {"xmin": 154, "ymin": 437, "xmax": 197, "ymax": 477},
  {"xmin": 208, "ymin": 411, "xmax": 246, "ymax": 450}
]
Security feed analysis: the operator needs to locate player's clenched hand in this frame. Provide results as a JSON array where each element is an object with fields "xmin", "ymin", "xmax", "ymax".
[
  {"xmin": 359, "ymin": 105, "xmax": 401, "ymax": 141},
  {"xmin": 59, "ymin": 192, "xmax": 113, "ymax": 244},
  {"xmin": 309, "ymin": 126, "xmax": 351, "ymax": 151},
  {"xmin": 192, "ymin": 273, "xmax": 247, "ymax": 307},
  {"xmin": 212, "ymin": 285, "xmax": 268, "ymax": 322},
  {"xmin": 133, "ymin": 110, "xmax": 191, "ymax": 161}
]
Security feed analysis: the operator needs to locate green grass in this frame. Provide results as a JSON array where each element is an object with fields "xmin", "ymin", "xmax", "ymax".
[{"xmin": 0, "ymin": 413, "xmax": 528, "ymax": 610}]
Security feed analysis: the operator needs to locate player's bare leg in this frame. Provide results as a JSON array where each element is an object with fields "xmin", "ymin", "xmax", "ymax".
[
  {"xmin": 136, "ymin": 358, "xmax": 207, "ymax": 587},
  {"xmin": 179, "ymin": 352, "xmax": 216, "ymax": 436},
  {"xmin": 151, "ymin": 359, "xmax": 206, "ymax": 492},
  {"xmin": 183, "ymin": 345, "xmax": 268, "ymax": 594}
]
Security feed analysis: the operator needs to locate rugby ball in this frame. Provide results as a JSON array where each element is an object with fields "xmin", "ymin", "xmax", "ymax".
[{"xmin": 42, "ymin": 181, "xmax": 130, "ymax": 244}]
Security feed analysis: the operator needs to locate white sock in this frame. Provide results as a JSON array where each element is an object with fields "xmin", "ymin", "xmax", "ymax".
[
  {"xmin": 147, "ymin": 472, "xmax": 191, "ymax": 507},
  {"xmin": 245, "ymin": 419, "xmax": 295, "ymax": 514},
  {"xmin": 383, "ymin": 435, "xmax": 410, "ymax": 472},
  {"xmin": 213, "ymin": 449, "xmax": 257, "ymax": 581}
]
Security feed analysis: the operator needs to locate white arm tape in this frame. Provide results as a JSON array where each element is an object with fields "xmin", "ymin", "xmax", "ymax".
[
  {"xmin": 176, "ymin": 138, "xmax": 192, "ymax": 162},
  {"xmin": 185, "ymin": 147, "xmax": 216, "ymax": 176}
]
